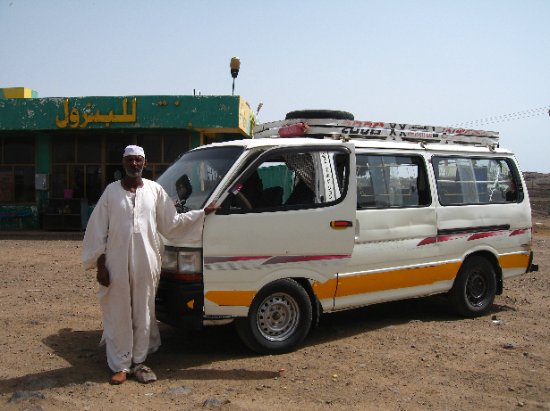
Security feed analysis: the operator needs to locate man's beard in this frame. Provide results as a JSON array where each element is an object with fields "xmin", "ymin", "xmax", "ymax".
[{"xmin": 125, "ymin": 167, "xmax": 143, "ymax": 178}]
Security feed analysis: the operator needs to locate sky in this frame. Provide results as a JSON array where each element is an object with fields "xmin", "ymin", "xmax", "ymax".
[{"xmin": 1, "ymin": 0, "xmax": 549, "ymax": 172}]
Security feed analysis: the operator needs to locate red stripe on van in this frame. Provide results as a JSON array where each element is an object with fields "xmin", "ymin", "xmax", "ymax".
[
  {"xmin": 417, "ymin": 237, "xmax": 437, "ymax": 246},
  {"xmin": 468, "ymin": 231, "xmax": 503, "ymax": 241},
  {"xmin": 204, "ymin": 256, "xmax": 270, "ymax": 264},
  {"xmin": 510, "ymin": 228, "xmax": 529, "ymax": 236},
  {"xmin": 417, "ymin": 234, "xmax": 462, "ymax": 246}
]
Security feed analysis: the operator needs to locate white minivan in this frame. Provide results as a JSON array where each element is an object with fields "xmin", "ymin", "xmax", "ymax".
[{"xmin": 155, "ymin": 110, "xmax": 537, "ymax": 354}]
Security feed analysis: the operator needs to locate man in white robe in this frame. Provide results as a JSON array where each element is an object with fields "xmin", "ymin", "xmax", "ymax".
[{"xmin": 82, "ymin": 145, "xmax": 216, "ymax": 384}]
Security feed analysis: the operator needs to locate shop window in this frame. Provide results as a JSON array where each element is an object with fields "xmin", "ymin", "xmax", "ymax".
[
  {"xmin": 49, "ymin": 133, "xmax": 190, "ymax": 205},
  {"xmin": 4, "ymin": 136, "xmax": 34, "ymax": 164},
  {"xmin": 142, "ymin": 169, "xmax": 153, "ymax": 180},
  {"xmin": 52, "ymin": 164, "xmax": 68, "ymax": 198},
  {"xmin": 164, "ymin": 134, "xmax": 190, "ymax": 164},
  {"xmin": 52, "ymin": 135, "xmax": 76, "ymax": 163},
  {"xmin": 52, "ymin": 163, "xmax": 102, "ymax": 203},
  {"xmin": 155, "ymin": 165, "xmax": 168, "ymax": 178},
  {"xmin": 0, "ymin": 166, "xmax": 35, "ymax": 203},
  {"xmin": 137, "ymin": 135, "xmax": 162, "ymax": 163},
  {"xmin": 14, "ymin": 167, "xmax": 35, "ymax": 202},
  {"xmin": 0, "ymin": 137, "xmax": 35, "ymax": 204},
  {"xmin": 0, "ymin": 167, "xmax": 14, "ymax": 202},
  {"xmin": 67, "ymin": 164, "xmax": 85, "ymax": 198},
  {"xmin": 85, "ymin": 165, "xmax": 102, "ymax": 203},
  {"xmin": 77, "ymin": 135, "xmax": 101, "ymax": 163},
  {"xmin": 106, "ymin": 164, "xmax": 125, "ymax": 186},
  {"xmin": 106, "ymin": 138, "xmax": 128, "ymax": 163}
]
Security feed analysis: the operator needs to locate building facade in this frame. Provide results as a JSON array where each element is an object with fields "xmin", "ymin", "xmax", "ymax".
[{"xmin": 0, "ymin": 88, "xmax": 255, "ymax": 230}]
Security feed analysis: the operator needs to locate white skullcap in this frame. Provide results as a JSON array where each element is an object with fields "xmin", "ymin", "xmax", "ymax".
[{"xmin": 123, "ymin": 145, "xmax": 145, "ymax": 158}]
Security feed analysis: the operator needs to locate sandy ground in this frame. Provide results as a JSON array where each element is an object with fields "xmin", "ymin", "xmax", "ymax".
[{"xmin": 0, "ymin": 217, "xmax": 548, "ymax": 411}]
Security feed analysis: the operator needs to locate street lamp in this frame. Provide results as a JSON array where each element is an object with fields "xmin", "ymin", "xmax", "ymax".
[{"xmin": 230, "ymin": 57, "xmax": 240, "ymax": 96}]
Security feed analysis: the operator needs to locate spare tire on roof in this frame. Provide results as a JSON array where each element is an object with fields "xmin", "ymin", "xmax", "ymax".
[{"xmin": 285, "ymin": 110, "xmax": 354, "ymax": 120}]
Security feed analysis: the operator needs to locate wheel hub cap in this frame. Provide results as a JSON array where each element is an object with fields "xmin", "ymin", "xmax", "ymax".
[{"xmin": 256, "ymin": 293, "xmax": 300, "ymax": 342}]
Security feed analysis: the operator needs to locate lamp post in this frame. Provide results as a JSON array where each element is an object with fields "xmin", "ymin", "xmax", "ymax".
[{"xmin": 230, "ymin": 57, "xmax": 240, "ymax": 96}]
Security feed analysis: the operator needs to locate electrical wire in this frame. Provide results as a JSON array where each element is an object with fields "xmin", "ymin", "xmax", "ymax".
[{"xmin": 450, "ymin": 106, "xmax": 550, "ymax": 128}]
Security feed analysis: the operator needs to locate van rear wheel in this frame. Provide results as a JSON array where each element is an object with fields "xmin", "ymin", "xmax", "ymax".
[
  {"xmin": 236, "ymin": 279, "xmax": 312, "ymax": 354},
  {"xmin": 450, "ymin": 256, "xmax": 496, "ymax": 317}
]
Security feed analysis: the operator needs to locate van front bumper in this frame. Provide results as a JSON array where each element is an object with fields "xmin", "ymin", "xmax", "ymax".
[{"xmin": 155, "ymin": 277, "xmax": 204, "ymax": 330}]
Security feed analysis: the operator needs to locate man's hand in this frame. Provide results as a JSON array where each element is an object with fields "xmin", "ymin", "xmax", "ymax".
[
  {"xmin": 96, "ymin": 254, "xmax": 110, "ymax": 287},
  {"xmin": 204, "ymin": 201, "xmax": 219, "ymax": 215}
]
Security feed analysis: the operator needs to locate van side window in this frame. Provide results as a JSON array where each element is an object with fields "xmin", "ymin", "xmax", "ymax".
[
  {"xmin": 223, "ymin": 148, "xmax": 349, "ymax": 213},
  {"xmin": 356, "ymin": 154, "xmax": 430, "ymax": 209},
  {"xmin": 432, "ymin": 156, "xmax": 523, "ymax": 205}
]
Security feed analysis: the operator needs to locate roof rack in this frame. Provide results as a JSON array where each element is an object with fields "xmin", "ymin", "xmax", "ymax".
[{"xmin": 253, "ymin": 118, "xmax": 499, "ymax": 147}]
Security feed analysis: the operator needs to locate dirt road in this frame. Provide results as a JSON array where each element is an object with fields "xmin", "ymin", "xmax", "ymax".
[{"xmin": 0, "ymin": 218, "xmax": 548, "ymax": 410}]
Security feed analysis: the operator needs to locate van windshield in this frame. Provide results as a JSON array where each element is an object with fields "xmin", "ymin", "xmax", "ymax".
[{"xmin": 157, "ymin": 146, "xmax": 244, "ymax": 212}]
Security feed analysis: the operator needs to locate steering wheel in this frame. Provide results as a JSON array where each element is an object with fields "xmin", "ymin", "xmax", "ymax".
[{"xmin": 236, "ymin": 192, "xmax": 252, "ymax": 209}]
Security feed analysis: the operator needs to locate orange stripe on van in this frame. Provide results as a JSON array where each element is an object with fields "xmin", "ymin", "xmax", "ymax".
[
  {"xmin": 499, "ymin": 253, "xmax": 529, "ymax": 270},
  {"xmin": 205, "ymin": 290, "xmax": 256, "ymax": 307},
  {"xmin": 335, "ymin": 262, "xmax": 462, "ymax": 297},
  {"xmin": 205, "ymin": 257, "xmax": 525, "ymax": 308},
  {"xmin": 312, "ymin": 278, "xmax": 338, "ymax": 299}
]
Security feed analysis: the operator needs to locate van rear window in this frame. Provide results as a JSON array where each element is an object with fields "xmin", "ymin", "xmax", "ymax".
[{"xmin": 432, "ymin": 156, "xmax": 523, "ymax": 205}]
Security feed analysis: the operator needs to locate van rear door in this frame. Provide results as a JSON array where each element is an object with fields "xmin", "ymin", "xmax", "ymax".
[{"xmin": 202, "ymin": 142, "xmax": 357, "ymax": 317}]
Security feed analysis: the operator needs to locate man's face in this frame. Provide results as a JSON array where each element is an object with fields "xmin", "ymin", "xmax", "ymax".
[{"xmin": 122, "ymin": 155, "xmax": 146, "ymax": 178}]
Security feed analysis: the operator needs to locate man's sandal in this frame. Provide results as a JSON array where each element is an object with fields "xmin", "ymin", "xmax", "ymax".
[
  {"xmin": 131, "ymin": 364, "xmax": 157, "ymax": 384},
  {"xmin": 109, "ymin": 371, "xmax": 128, "ymax": 385}
]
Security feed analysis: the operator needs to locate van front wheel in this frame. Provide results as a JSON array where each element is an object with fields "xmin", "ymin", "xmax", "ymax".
[
  {"xmin": 236, "ymin": 279, "xmax": 312, "ymax": 354},
  {"xmin": 450, "ymin": 256, "xmax": 497, "ymax": 317}
]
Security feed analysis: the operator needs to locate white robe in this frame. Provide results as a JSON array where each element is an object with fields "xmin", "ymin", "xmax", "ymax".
[{"xmin": 82, "ymin": 179, "xmax": 205, "ymax": 372}]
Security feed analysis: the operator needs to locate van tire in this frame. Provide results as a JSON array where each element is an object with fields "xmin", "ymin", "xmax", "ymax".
[
  {"xmin": 449, "ymin": 256, "xmax": 497, "ymax": 317},
  {"xmin": 285, "ymin": 110, "xmax": 354, "ymax": 120},
  {"xmin": 236, "ymin": 279, "xmax": 312, "ymax": 354}
]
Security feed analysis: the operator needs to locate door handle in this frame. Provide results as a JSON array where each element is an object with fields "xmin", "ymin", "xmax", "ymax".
[{"xmin": 330, "ymin": 220, "xmax": 353, "ymax": 229}]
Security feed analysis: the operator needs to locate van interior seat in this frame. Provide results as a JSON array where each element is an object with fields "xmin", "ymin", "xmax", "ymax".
[
  {"xmin": 260, "ymin": 186, "xmax": 283, "ymax": 207},
  {"xmin": 285, "ymin": 180, "xmax": 315, "ymax": 206}
]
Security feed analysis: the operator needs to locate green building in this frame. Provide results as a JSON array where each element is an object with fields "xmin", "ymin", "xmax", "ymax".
[{"xmin": 0, "ymin": 87, "xmax": 255, "ymax": 230}]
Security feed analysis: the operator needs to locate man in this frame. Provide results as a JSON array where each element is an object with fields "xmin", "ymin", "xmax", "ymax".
[{"xmin": 82, "ymin": 145, "xmax": 216, "ymax": 385}]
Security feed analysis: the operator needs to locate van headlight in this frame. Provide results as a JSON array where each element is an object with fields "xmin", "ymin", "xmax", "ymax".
[{"xmin": 162, "ymin": 247, "xmax": 202, "ymax": 278}]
